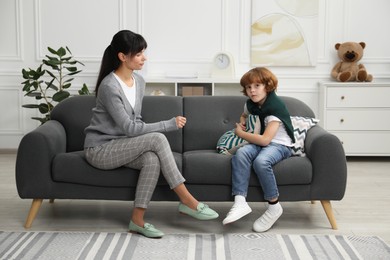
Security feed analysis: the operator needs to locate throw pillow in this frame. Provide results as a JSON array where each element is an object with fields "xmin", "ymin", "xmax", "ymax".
[
  {"xmin": 216, "ymin": 115, "xmax": 319, "ymax": 157},
  {"xmin": 290, "ymin": 116, "xmax": 319, "ymax": 156},
  {"xmin": 216, "ymin": 115, "xmax": 260, "ymax": 155}
]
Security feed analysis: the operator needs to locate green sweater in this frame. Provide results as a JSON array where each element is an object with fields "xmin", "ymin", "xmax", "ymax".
[{"xmin": 246, "ymin": 91, "xmax": 295, "ymax": 143}]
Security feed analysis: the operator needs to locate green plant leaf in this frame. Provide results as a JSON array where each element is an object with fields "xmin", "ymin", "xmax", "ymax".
[
  {"xmin": 57, "ymin": 47, "xmax": 66, "ymax": 57},
  {"xmin": 61, "ymin": 56, "xmax": 72, "ymax": 62},
  {"xmin": 78, "ymin": 83, "xmax": 91, "ymax": 95},
  {"xmin": 62, "ymin": 83, "xmax": 71, "ymax": 89},
  {"xmin": 22, "ymin": 104, "xmax": 40, "ymax": 109},
  {"xmin": 63, "ymin": 78, "xmax": 74, "ymax": 83},
  {"xmin": 45, "ymin": 70, "xmax": 56, "ymax": 79},
  {"xmin": 68, "ymin": 70, "xmax": 81, "ymax": 76},
  {"xmin": 22, "ymin": 69, "xmax": 29, "ymax": 79},
  {"xmin": 43, "ymin": 58, "xmax": 61, "ymax": 67},
  {"xmin": 52, "ymin": 90, "xmax": 70, "ymax": 102},
  {"xmin": 45, "ymin": 79, "xmax": 58, "ymax": 91},
  {"xmin": 66, "ymin": 46, "xmax": 72, "ymax": 55},
  {"xmin": 48, "ymin": 47, "xmax": 58, "ymax": 55},
  {"xmin": 65, "ymin": 66, "xmax": 77, "ymax": 72},
  {"xmin": 38, "ymin": 103, "xmax": 49, "ymax": 114},
  {"xmin": 26, "ymin": 92, "xmax": 42, "ymax": 97}
]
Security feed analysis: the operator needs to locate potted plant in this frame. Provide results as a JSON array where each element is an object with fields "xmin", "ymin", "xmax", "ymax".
[{"xmin": 21, "ymin": 46, "xmax": 90, "ymax": 124}]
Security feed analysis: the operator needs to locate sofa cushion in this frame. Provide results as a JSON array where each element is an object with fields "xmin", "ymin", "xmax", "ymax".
[
  {"xmin": 183, "ymin": 150, "xmax": 312, "ymax": 186},
  {"xmin": 52, "ymin": 151, "xmax": 182, "ymax": 187}
]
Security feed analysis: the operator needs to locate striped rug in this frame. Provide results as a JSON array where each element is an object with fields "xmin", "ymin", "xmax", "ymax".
[{"xmin": 1, "ymin": 231, "xmax": 389, "ymax": 259}]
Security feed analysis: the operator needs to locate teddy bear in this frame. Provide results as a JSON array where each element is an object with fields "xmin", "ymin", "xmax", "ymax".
[{"xmin": 331, "ymin": 41, "xmax": 373, "ymax": 82}]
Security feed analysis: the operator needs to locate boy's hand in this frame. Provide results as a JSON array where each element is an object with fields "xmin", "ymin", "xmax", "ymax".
[{"xmin": 235, "ymin": 123, "xmax": 245, "ymax": 137}]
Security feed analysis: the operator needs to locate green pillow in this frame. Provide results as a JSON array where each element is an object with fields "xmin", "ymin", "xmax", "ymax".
[
  {"xmin": 216, "ymin": 115, "xmax": 319, "ymax": 156},
  {"xmin": 216, "ymin": 115, "xmax": 259, "ymax": 155}
]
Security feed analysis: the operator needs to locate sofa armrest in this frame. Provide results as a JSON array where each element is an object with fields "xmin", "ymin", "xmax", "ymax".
[
  {"xmin": 16, "ymin": 120, "xmax": 66, "ymax": 198},
  {"xmin": 304, "ymin": 125, "xmax": 347, "ymax": 200}
]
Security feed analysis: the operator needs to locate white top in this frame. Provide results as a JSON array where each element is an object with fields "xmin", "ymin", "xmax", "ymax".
[
  {"xmin": 113, "ymin": 73, "xmax": 136, "ymax": 108},
  {"xmin": 244, "ymin": 104, "xmax": 293, "ymax": 147}
]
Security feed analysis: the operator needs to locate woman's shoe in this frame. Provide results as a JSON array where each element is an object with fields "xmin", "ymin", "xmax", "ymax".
[
  {"xmin": 129, "ymin": 221, "xmax": 164, "ymax": 238},
  {"xmin": 178, "ymin": 202, "xmax": 219, "ymax": 220}
]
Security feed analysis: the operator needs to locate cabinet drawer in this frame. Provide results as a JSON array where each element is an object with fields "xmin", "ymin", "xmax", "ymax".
[
  {"xmin": 331, "ymin": 131, "xmax": 390, "ymax": 156},
  {"xmin": 325, "ymin": 110, "xmax": 390, "ymax": 130},
  {"xmin": 327, "ymin": 87, "xmax": 390, "ymax": 108}
]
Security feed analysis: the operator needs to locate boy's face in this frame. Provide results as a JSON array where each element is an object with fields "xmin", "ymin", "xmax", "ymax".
[{"xmin": 245, "ymin": 83, "xmax": 267, "ymax": 104}]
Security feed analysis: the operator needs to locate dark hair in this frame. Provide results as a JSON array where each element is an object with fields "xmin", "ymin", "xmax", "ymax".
[
  {"xmin": 95, "ymin": 30, "xmax": 147, "ymax": 95},
  {"xmin": 239, "ymin": 67, "xmax": 278, "ymax": 96}
]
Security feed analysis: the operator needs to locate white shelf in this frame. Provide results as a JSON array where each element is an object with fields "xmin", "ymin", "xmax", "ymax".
[{"xmin": 145, "ymin": 78, "xmax": 242, "ymax": 96}]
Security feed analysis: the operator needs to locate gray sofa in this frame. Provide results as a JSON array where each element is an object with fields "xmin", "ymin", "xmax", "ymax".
[{"xmin": 16, "ymin": 95, "xmax": 347, "ymax": 229}]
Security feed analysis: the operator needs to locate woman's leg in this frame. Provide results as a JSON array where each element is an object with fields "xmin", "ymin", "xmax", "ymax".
[{"xmin": 124, "ymin": 151, "xmax": 160, "ymax": 227}]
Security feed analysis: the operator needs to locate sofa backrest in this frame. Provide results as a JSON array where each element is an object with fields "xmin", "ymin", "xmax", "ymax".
[
  {"xmin": 141, "ymin": 96, "xmax": 183, "ymax": 153},
  {"xmin": 183, "ymin": 96, "xmax": 247, "ymax": 151},
  {"xmin": 50, "ymin": 94, "xmax": 315, "ymax": 153},
  {"xmin": 182, "ymin": 95, "xmax": 315, "ymax": 152},
  {"xmin": 51, "ymin": 95, "xmax": 96, "ymax": 152},
  {"xmin": 50, "ymin": 95, "xmax": 183, "ymax": 153}
]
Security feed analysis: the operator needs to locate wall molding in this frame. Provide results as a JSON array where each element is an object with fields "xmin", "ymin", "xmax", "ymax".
[
  {"xmin": 34, "ymin": 0, "xmax": 123, "ymax": 62},
  {"xmin": 0, "ymin": 88, "xmax": 23, "ymax": 134},
  {"xmin": 0, "ymin": 0, "xmax": 23, "ymax": 61}
]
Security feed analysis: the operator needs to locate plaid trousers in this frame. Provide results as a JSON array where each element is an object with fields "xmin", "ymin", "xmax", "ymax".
[{"xmin": 85, "ymin": 132, "xmax": 185, "ymax": 208}]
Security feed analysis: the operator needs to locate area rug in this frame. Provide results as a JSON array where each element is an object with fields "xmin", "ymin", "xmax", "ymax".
[{"xmin": 1, "ymin": 231, "xmax": 389, "ymax": 260}]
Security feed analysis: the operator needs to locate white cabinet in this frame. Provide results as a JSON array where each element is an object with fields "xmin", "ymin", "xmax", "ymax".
[
  {"xmin": 319, "ymin": 82, "xmax": 390, "ymax": 156},
  {"xmin": 145, "ymin": 78, "xmax": 241, "ymax": 96}
]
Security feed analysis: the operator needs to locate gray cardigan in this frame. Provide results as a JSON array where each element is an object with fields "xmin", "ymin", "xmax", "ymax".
[{"xmin": 84, "ymin": 72, "xmax": 177, "ymax": 148}]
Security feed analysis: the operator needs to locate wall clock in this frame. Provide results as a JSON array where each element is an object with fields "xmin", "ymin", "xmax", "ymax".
[{"xmin": 211, "ymin": 52, "xmax": 235, "ymax": 78}]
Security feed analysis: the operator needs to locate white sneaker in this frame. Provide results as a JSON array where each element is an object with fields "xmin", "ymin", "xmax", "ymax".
[
  {"xmin": 253, "ymin": 205, "xmax": 283, "ymax": 232},
  {"xmin": 222, "ymin": 204, "xmax": 252, "ymax": 225}
]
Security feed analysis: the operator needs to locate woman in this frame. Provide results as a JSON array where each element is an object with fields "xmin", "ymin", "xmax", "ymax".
[{"xmin": 84, "ymin": 30, "xmax": 218, "ymax": 238}]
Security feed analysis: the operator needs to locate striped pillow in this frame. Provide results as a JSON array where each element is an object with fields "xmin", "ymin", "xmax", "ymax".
[
  {"xmin": 216, "ymin": 115, "xmax": 319, "ymax": 157},
  {"xmin": 216, "ymin": 115, "xmax": 259, "ymax": 155}
]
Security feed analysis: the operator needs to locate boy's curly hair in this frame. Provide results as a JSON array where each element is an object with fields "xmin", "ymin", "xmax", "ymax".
[{"xmin": 240, "ymin": 67, "xmax": 278, "ymax": 96}]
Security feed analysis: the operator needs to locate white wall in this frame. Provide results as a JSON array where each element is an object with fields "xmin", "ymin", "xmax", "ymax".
[{"xmin": 1, "ymin": 0, "xmax": 390, "ymax": 149}]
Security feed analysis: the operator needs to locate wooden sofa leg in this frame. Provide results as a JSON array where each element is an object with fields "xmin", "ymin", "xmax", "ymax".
[
  {"xmin": 321, "ymin": 200, "xmax": 338, "ymax": 230},
  {"xmin": 24, "ymin": 199, "xmax": 43, "ymax": 229},
  {"xmin": 49, "ymin": 199, "xmax": 55, "ymax": 203}
]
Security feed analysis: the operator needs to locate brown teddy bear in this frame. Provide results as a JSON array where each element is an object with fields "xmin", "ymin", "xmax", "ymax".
[{"xmin": 331, "ymin": 42, "xmax": 373, "ymax": 82}]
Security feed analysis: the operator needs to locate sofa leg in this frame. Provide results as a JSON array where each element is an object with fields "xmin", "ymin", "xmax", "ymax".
[
  {"xmin": 24, "ymin": 199, "xmax": 43, "ymax": 229},
  {"xmin": 320, "ymin": 200, "xmax": 338, "ymax": 230},
  {"xmin": 49, "ymin": 199, "xmax": 55, "ymax": 203}
]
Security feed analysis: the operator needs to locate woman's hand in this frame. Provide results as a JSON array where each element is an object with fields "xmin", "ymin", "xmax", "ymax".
[{"xmin": 176, "ymin": 116, "xmax": 187, "ymax": 128}]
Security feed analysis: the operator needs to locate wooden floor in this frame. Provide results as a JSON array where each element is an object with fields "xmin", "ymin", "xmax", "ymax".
[{"xmin": 1, "ymin": 152, "xmax": 389, "ymax": 244}]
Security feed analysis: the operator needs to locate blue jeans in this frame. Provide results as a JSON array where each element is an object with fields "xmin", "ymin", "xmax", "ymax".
[{"xmin": 231, "ymin": 143, "xmax": 292, "ymax": 201}]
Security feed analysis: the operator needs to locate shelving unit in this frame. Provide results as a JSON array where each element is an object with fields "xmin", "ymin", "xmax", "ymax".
[{"xmin": 145, "ymin": 78, "xmax": 242, "ymax": 96}]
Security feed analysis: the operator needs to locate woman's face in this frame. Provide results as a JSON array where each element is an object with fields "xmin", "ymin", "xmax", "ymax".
[{"xmin": 123, "ymin": 49, "xmax": 147, "ymax": 71}]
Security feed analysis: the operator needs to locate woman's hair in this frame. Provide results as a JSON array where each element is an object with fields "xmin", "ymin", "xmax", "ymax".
[
  {"xmin": 95, "ymin": 30, "xmax": 147, "ymax": 95},
  {"xmin": 239, "ymin": 67, "xmax": 278, "ymax": 96}
]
